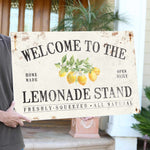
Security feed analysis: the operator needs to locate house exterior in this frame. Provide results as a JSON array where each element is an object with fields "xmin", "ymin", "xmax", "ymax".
[
  {"xmin": 142, "ymin": 0, "xmax": 150, "ymax": 108},
  {"xmin": 0, "ymin": 0, "xmax": 149, "ymax": 150}
]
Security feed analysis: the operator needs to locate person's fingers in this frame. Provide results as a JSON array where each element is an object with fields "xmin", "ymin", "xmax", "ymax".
[
  {"xmin": 6, "ymin": 122, "xmax": 17, "ymax": 128},
  {"xmin": 12, "ymin": 124, "xmax": 17, "ymax": 128},
  {"xmin": 19, "ymin": 115, "xmax": 31, "ymax": 123},
  {"xmin": 18, "ymin": 120, "xmax": 24, "ymax": 126}
]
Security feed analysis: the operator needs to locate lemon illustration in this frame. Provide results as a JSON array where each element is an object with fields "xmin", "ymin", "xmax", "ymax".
[
  {"xmin": 88, "ymin": 71, "xmax": 97, "ymax": 81},
  {"xmin": 55, "ymin": 55, "xmax": 101, "ymax": 85},
  {"xmin": 93, "ymin": 67, "xmax": 100, "ymax": 76},
  {"xmin": 78, "ymin": 75, "xmax": 87, "ymax": 85},
  {"xmin": 67, "ymin": 72, "xmax": 76, "ymax": 84},
  {"xmin": 59, "ymin": 71, "xmax": 66, "ymax": 77}
]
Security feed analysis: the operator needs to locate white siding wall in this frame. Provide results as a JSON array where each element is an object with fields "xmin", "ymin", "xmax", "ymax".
[
  {"xmin": 100, "ymin": 0, "xmax": 149, "ymax": 130},
  {"xmin": 142, "ymin": 0, "xmax": 150, "ymax": 107}
]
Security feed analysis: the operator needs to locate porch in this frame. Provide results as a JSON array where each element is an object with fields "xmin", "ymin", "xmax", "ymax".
[{"xmin": 22, "ymin": 125, "xmax": 114, "ymax": 150}]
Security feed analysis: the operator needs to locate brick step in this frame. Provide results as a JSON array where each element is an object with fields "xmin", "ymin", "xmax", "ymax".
[{"xmin": 22, "ymin": 127, "xmax": 114, "ymax": 150}]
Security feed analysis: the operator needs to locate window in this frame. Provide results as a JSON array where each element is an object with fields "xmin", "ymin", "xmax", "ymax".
[
  {"xmin": 24, "ymin": 0, "xmax": 33, "ymax": 31},
  {"xmin": 9, "ymin": 0, "xmax": 19, "ymax": 34}
]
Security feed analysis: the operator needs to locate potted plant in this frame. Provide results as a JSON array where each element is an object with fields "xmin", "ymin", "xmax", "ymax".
[
  {"xmin": 54, "ymin": 0, "xmax": 123, "ymax": 31},
  {"xmin": 132, "ymin": 86, "xmax": 150, "ymax": 150}
]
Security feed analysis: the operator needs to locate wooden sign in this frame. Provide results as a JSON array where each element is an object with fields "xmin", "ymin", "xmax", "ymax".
[{"xmin": 11, "ymin": 31, "xmax": 140, "ymax": 121}]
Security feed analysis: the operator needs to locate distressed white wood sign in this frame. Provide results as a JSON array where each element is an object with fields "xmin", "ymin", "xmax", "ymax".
[{"xmin": 11, "ymin": 31, "xmax": 140, "ymax": 120}]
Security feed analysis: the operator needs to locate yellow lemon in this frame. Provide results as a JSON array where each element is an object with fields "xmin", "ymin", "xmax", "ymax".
[
  {"xmin": 78, "ymin": 75, "xmax": 87, "ymax": 85},
  {"xmin": 93, "ymin": 67, "xmax": 100, "ymax": 76},
  {"xmin": 59, "ymin": 71, "xmax": 66, "ymax": 77},
  {"xmin": 67, "ymin": 72, "xmax": 76, "ymax": 84},
  {"xmin": 88, "ymin": 71, "xmax": 97, "ymax": 81}
]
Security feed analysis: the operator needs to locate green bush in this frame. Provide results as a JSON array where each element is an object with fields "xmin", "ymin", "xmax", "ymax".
[{"xmin": 132, "ymin": 87, "xmax": 150, "ymax": 136}]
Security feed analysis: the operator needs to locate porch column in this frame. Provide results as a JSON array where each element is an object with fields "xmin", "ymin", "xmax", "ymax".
[{"xmin": 106, "ymin": 0, "xmax": 147, "ymax": 150}]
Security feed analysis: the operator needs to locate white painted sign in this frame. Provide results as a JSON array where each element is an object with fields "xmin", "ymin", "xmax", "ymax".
[{"xmin": 11, "ymin": 31, "xmax": 140, "ymax": 120}]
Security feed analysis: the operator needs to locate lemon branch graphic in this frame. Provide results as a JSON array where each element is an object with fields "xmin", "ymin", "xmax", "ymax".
[{"xmin": 55, "ymin": 55, "xmax": 100, "ymax": 85}]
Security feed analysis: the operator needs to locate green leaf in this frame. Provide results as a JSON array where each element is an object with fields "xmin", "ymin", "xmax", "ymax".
[
  {"xmin": 132, "ymin": 105, "xmax": 150, "ymax": 136},
  {"xmin": 70, "ymin": 56, "xmax": 75, "ymax": 66},
  {"xmin": 76, "ymin": 59, "xmax": 79, "ymax": 65},
  {"xmin": 83, "ymin": 58, "xmax": 90, "ymax": 65},
  {"xmin": 85, "ymin": 58, "xmax": 89, "ymax": 62},
  {"xmin": 62, "ymin": 55, "xmax": 67, "ymax": 64},
  {"xmin": 81, "ymin": 68, "xmax": 90, "ymax": 74},
  {"xmin": 66, "ymin": 60, "xmax": 70, "ymax": 66},
  {"xmin": 55, "ymin": 63, "xmax": 61, "ymax": 68},
  {"xmin": 64, "ymin": 66, "xmax": 69, "ymax": 72},
  {"xmin": 79, "ymin": 60, "xmax": 83, "ymax": 65},
  {"xmin": 84, "ymin": 70, "xmax": 89, "ymax": 74},
  {"xmin": 144, "ymin": 87, "xmax": 150, "ymax": 101},
  {"xmin": 60, "ymin": 68, "xmax": 66, "ymax": 74},
  {"xmin": 71, "ymin": 68, "xmax": 76, "ymax": 72}
]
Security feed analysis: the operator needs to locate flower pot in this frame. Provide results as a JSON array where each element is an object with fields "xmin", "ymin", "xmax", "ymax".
[{"xmin": 69, "ymin": 117, "xmax": 100, "ymax": 138}]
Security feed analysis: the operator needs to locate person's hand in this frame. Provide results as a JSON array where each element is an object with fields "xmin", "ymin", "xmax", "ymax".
[
  {"xmin": 1, "ymin": 101, "xmax": 31, "ymax": 128},
  {"xmin": 80, "ymin": 117, "xmax": 94, "ymax": 121}
]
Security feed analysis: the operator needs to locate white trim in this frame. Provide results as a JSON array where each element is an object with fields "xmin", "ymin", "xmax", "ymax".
[
  {"xmin": 115, "ymin": 137, "xmax": 137, "ymax": 150},
  {"xmin": 107, "ymin": 0, "xmax": 147, "ymax": 139}
]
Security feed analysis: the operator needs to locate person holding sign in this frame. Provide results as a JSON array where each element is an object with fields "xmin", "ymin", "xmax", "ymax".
[{"xmin": 0, "ymin": 34, "xmax": 31, "ymax": 150}]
